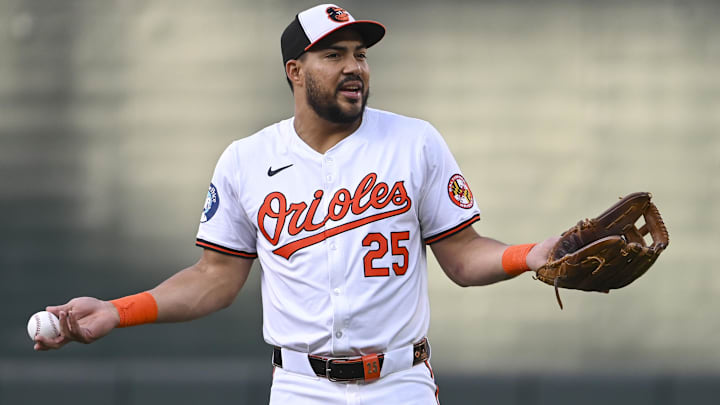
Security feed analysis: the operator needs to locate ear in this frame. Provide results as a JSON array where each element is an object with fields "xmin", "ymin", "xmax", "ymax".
[{"xmin": 285, "ymin": 60, "xmax": 303, "ymax": 89}]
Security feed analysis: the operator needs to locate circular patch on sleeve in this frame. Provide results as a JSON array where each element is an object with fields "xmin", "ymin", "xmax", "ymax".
[
  {"xmin": 200, "ymin": 183, "xmax": 220, "ymax": 223},
  {"xmin": 447, "ymin": 174, "xmax": 474, "ymax": 209}
]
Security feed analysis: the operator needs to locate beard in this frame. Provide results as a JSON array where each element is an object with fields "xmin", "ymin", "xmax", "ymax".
[{"xmin": 305, "ymin": 73, "xmax": 369, "ymax": 124}]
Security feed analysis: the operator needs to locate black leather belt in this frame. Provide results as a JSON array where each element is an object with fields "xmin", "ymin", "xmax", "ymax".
[{"xmin": 272, "ymin": 338, "xmax": 430, "ymax": 382}]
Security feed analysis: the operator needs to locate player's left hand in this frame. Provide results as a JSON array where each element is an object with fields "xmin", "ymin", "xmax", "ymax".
[{"xmin": 526, "ymin": 236, "xmax": 561, "ymax": 271}]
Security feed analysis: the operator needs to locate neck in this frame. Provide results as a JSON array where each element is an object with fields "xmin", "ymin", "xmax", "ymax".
[{"xmin": 293, "ymin": 103, "xmax": 363, "ymax": 154}]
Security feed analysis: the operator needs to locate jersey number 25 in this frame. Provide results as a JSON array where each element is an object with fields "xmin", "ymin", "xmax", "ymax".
[{"xmin": 362, "ymin": 231, "xmax": 410, "ymax": 277}]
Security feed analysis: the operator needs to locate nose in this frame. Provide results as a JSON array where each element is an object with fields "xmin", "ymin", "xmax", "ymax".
[{"xmin": 342, "ymin": 55, "xmax": 362, "ymax": 75}]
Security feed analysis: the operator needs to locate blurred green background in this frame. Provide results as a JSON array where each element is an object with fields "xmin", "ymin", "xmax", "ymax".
[{"xmin": 1, "ymin": 0, "xmax": 719, "ymax": 404}]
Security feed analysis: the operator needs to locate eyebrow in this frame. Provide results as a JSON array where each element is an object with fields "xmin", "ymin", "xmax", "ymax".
[{"xmin": 325, "ymin": 44, "xmax": 367, "ymax": 52}]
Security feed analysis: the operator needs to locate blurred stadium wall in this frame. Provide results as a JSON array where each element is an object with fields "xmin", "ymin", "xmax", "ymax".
[{"xmin": 1, "ymin": 0, "xmax": 718, "ymax": 404}]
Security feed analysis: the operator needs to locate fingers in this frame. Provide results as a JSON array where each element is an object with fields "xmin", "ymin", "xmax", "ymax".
[
  {"xmin": 32, "ymin": 308, "xmax": 92, "ymax": 351},
  {"xmin": 46, "ymin": 300, "xmax": 75, "ymax": 318},
  {"xmin": 45, "ymin": 305, "xmax": 65, "ymax": 318},
  {"xmin": 31, "ymin": 304, "xmax": 72, "ymax": 351},
  {"xmin": 57, "ymin": 310, "xmax": 72, "ymax": 338},
  {"xmin": 67, "ymin": 310, "xmax": 91, "ymax": 343},
  {"xmin": 32, "ymin": 310, "xmax": 72, "ymax": 351},
  {"xmin": 33, "ymin": 333, "xmax": 68, "ymax": 351},
  {"xmin": 55, "ymin": 310, "xmax": 80, "ymax": 344},
  {"xmin": 34, "ymin": 297, "xmax": 103, "ymax": 351},
  {"xmin": 57, "ymin": 310, "xmax": 91, "ymax": 344}
]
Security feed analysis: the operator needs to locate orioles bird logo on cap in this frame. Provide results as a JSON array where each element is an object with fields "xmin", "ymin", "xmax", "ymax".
[{"xmin": 326, "ymin": 6, "xmax": 350, "ymax": 22}]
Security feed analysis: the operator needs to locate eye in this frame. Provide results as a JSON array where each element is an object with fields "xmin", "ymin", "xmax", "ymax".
[
  {"xmin": 356, "ymin": 52, "xmax": 368, "ymax": 59},
  {"xmin": 326, "ymin": 53, "xmax": 340, "ymax": 59}
]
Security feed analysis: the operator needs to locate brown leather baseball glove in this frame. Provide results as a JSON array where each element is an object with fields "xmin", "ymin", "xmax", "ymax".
[{"xmin": 536, "ymin": 192, "xmax": 669, "ymax": 309}]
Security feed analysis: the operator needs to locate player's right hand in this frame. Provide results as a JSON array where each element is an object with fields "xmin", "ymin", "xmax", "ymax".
[{"xmin": 33, "ymin": 297, "xmax": 121, "ymax": 351}]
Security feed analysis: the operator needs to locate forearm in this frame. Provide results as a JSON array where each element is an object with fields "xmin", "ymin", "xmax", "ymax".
[
  {"xmin": 431, "ymin": 226, "xmax": 555, "ymax": 287},
  {"xmin": 119, "ymin": 250, "xmax": 253, "ymax": 324},
  {"xmin": 148, "ymin": 261, "xmax": 242, "ymax": 323},
  {"xmin": 433, "ymin": 234, "xmax": 511, "ymax": 287}
]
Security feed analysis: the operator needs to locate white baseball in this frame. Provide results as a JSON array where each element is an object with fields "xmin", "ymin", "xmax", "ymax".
[{"xmin": 27, "ymin": 311, "xmax": 61, "ymax": 340}]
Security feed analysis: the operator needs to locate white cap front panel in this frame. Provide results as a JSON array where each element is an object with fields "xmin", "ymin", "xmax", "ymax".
[{"xmin": 298, "ymin": 4, "xmax": 356, "ymax": 44}]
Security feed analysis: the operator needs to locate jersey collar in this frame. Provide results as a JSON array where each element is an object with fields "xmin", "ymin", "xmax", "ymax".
[{"xmin": 288, "ymin": 109, "xmax": 372, "ymax": 160}]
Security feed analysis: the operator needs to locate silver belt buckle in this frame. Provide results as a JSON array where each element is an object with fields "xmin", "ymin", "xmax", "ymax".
[{"xmin": 325, "ymin": 358, "xmax": 339, "ymax": 382}]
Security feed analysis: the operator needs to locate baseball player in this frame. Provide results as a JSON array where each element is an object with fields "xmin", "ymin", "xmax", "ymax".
[{"xmin": 34, "ymin": 4, "xmax": 558, "ymax": 404}]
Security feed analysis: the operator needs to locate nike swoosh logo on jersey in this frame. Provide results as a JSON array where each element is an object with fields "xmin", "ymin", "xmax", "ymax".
[{"xmin": 267, "ymin": 164, "xmax": 293, "ymax": 177}]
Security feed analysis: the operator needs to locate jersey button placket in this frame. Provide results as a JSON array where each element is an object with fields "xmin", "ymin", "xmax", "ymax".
[
  {"xmin": 324, "ymin": 156, "xmax": 335, "ymax": 179},
  {"xmin": 323, "ymin": 153, "xmax": 348, "ymax": 353},
  {"xmin": 328, "ymin": 238, "xmax": 348, "ymax": 352}
]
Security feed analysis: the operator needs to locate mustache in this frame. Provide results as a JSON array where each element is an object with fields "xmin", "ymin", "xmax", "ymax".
[{"xmin": 336, "ymin": 76, "xmax": 365, "ymax": 91}]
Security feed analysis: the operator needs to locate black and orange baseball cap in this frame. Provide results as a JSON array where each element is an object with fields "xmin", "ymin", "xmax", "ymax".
[{"xmin": 281, "ymin": 4, "xmax": 386, "ymax": 65}]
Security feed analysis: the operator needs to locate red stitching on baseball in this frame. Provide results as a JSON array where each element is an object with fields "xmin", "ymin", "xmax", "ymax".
[{"xmin": 47, "ymin": 312, "xmax": 60, "ymax": 337}]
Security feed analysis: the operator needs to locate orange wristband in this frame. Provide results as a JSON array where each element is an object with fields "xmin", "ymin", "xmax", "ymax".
[
  {"xmin": 501, "ymin": 243, "xmax": 537, "ymax": 276},
  {"xmin": 110, "ymin": 292, "xmax": 158, "ymax": 328}
]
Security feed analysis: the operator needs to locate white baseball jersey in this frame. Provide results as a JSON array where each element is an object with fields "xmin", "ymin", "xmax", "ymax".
[{"xmin": 196, "ymin": 107, "xmax": 480, "ymax": 357}]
